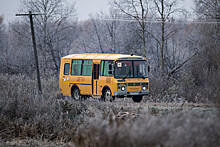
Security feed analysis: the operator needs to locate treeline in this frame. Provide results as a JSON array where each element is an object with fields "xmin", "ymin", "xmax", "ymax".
[{"xmin": 0, "ymin": 0, "xmax": 219, "ymax": 103}]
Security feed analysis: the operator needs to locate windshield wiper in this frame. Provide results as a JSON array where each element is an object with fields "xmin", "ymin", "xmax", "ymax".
[{"xmin": 122, "ymin": 75, "xmax": 127, "ymax": 80}]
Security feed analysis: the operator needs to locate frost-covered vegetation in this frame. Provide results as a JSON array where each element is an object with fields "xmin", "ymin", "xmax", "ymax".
[{"xmin": 0, "ymin": 74, "xmax": 220, "ymax": 146}]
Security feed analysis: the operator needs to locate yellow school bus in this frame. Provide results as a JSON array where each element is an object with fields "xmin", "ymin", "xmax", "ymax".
[{"xmin": 59, "ymin": 53, "xmax": 149, "ymax": 102}]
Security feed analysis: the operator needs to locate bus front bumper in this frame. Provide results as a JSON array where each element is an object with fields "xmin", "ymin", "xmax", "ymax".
[{"xmin": 114, "ymin": 90, "xmax": 149, "ymax": 96}]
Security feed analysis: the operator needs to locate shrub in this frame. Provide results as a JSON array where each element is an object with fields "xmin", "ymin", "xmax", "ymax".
[
  {"xmin": 0, "ymin": 73, "xmax": 219, "ymax": 146},
  {"xmin": 76, "ymin": 111, "xmax": 220, "ymax": 147}
]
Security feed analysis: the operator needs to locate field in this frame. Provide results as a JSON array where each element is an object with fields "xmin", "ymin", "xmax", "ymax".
[{"xmin": 0, "ymin": 73, "xmax": 220, "ymax": 146}]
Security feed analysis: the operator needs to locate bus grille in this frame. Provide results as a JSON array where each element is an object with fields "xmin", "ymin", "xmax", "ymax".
[{"xmin": 128, "ymin": 83, "xmax": 141, "ymax": 86}]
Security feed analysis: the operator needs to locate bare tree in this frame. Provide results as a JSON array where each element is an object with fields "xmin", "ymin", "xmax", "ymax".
[
  {"xmin": 151, "ymin": 0, "xmax": 186, "ymax": 72},
  {"xmin": 92, "ymin": 10, "xmax": 136, "ymax": 54},
  {"xmin": 20, "ymin": 0, "xmax": 77, "ymax": 72},
  {"xmin": 111, "ymin": 0, "xmax": 150, "ymax": 57},
  {"xmin": 0, "ymin": 16, "xmax": 9, "ymax": 72},
  {"xmin": 194, "ymin": 0, "xmax": 219, "ymax": 20},
  {"xmin": 187, "ymin": 0, "xmax": 220, "ymax": 100},
  {"xmin": 91, "ymin": 18, "xmax": 104, "ymax": 53},
  {"xmin": 111, "ymin": 0, "xmax": 187, "ymax": 73},
  {"xmin": 102, "ymin": 9, "xmax": 119, "ymax": 53},
  {"xmin": 8, "ymin": 20, "xmax": 35, "ymax": 74},
  {"xmin": 72, "ymin": 11, "xmax": 141, "ymax": 55}
]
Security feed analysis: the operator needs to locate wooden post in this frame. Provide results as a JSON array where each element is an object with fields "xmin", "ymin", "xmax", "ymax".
[{"xmin": 16, "ymin": 11, "xmax": 43, "ymax": 93}]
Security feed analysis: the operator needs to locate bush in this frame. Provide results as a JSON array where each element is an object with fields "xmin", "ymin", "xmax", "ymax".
[
  {"xmin": 0, "ymin": 73, "xmax": 219, "ymax": 146},
  {"xmin": 76, "ymin": 111, "xmax": 220, "ymax": 147}
]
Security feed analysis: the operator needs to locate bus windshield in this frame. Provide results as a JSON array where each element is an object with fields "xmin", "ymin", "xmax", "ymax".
[{"xmin": 115, "ymin": 60, "xmax": 148, "ymax": 79}]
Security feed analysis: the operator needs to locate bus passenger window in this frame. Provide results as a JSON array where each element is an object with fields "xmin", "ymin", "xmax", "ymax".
[
  {"xmin": 71, "ymin": 60, "xmax": 82, "ymax": 75},
  {"xmin": 64, "ymin": 63, "xmax": 70, "ymax": 75},
  {"xmin": 82, "ymin": 60, "xmax": 93, "ymax": 76}
]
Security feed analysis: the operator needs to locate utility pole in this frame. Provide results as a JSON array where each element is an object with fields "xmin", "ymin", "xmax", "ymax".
[{"xmin": 16, "ymin": 11, "xmax": 43, "ymax": 93}]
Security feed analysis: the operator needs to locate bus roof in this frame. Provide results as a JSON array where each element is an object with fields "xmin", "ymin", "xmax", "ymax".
[{"xmin": 62, "ymin": 53, "xmax": 146, "ymax": 60}]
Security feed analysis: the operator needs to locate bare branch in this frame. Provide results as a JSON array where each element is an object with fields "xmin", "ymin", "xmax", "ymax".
[{"xmin": 168, "ymin": 52, "xmax": 198, "ymax": 78}]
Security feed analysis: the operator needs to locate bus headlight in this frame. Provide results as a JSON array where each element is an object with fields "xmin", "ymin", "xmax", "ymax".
[
  {"xmin": 142, "ymin": 86, "xmax": 146, "ymax": 91},
  {"xmin": 118, "ymin": 83, "xmax": 126, "ymax": 91},
  {"xmin": 121, "ymin": 86, "xmax": 125, "ymax": 91}
]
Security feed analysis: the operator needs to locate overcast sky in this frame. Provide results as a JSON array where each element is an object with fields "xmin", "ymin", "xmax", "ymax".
[{"xmin": 0, "ymin": 0, "xmax": 194, "ymax": 23}]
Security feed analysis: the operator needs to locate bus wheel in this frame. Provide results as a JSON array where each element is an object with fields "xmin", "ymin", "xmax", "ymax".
[
  {"xmin": 132, "ymin": 96, "xmax": 142, "ymax": 103},
  {"xmin": 72, "ymin": 88, "xmax": 81, "ymax": 100},
  {"xmin": 103, "ymin": 88, "xmax": 114, "ymax": 102}
]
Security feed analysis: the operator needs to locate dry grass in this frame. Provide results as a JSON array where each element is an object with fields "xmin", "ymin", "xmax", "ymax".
[
  {"xmin": 76, "ymin": 111, "xmax": 220, "ymax": 147},
  {"xmin": 0, "ymin": 73, "xmax": 220, "ymax": 146},
  {"xmin": 0, "ymin": 139, "xmax": 75, "ymax": 147}
]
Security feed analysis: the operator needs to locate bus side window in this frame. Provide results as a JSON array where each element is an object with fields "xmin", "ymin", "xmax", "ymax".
[
  {"xmin": 100, "ymin": 60, "xmax": 114, "ymax": 76},
  {"xmin": 64, "ymin": 63, "xmax": 70, "ymax": 75},
  {"xmin": 82, "ymin": 60, "xmax": 93, "ymax": 76},
  {"xmin": 71, "ymin": 60, "xmax": 82, "ymax": 75}
]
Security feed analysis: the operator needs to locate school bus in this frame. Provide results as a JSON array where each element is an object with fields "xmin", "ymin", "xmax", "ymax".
[{"xmin": 59, "ymin": 53, "xmax": 149, "ymax": 102}]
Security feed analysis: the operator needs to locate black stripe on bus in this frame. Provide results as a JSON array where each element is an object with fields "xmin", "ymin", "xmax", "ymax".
[{"xmin": 70, "ymin": 83, "xmax": 92, "ymax": 85}]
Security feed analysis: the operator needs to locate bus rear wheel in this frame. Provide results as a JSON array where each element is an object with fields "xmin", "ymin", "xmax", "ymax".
[
  {"xmin": 103, "ymin": 88, "xmax": 115, "ymax": 102},
  {"xmin": 132, "ymin": 96, "xmax": 143, "ymax": 103},
  {"xmin": 72, "ymin": 88, "xmax": 81, "ymax": 100}
]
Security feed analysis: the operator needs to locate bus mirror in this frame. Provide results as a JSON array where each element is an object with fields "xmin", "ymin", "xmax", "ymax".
[{"xmin": 148, "ymin": 66, "xmax": 150, "ymax": 72}]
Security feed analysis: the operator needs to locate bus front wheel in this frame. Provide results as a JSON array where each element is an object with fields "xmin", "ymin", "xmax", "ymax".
[
  {"xmin": 72, "ymin": 88, "xmax": 81, "ymax": 100},
  {"xmin": 132, "ymin": 96, "xmax": 143, "ymax": 103},
  {"xmin": 103, "ymin": 88, "xmax": 115, "ymax": 102}
]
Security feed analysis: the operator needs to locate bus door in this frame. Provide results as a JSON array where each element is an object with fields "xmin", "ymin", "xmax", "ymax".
[
  {"xmin": 60, "ymin": 60, "xmax": 71, "ymax": 95},
  {"xmin": 93, "ymin": 64, "xmax": 100, "ymax": 96}
]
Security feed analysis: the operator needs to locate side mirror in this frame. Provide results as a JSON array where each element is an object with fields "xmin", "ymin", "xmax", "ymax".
[{"xmin": 148, "ymin": 66, "xmax": 150, "ymax": 72}]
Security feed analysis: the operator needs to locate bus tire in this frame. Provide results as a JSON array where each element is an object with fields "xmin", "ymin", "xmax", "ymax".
[
  {"xmin": 102, "ymin": 88, "xmax": 114, "ymax": 102},
  {"xmin": 72, "ymin": 87, "xmax": 81, "ymax": 100},
  {"xmin": 132, "ymin": 96, "xmax": 142, "ymax": 103}
]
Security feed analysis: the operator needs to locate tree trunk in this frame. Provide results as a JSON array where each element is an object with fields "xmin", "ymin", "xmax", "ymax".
[{"xmin": 160, "ymin": 0, "xmax": 165, "ymax": 72}]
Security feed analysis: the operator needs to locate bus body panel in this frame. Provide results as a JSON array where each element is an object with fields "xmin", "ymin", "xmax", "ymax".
[
  {"xmin": 69, "ymin": 76, "xmax": 92, "ymax": 95},
  {"xmin": 99, "ymin": 76, "xmax": 116, "ymax": 96}
]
